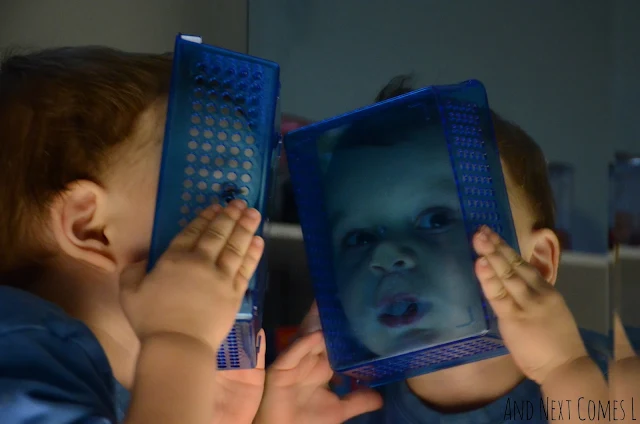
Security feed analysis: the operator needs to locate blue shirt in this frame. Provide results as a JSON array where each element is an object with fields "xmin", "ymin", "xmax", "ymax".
[
  {"xmin": 0, "ymin": 286, "xmax": 130, "ymax": 423},
  {"xmin": 0, "ymin": 284, "xmax": 622, "ymax": 424},
  {"xmin": 346, "ymin": 330, "xmax": 611, "ymax": 424}
]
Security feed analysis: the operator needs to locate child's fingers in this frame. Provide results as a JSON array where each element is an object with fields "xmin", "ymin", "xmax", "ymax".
[
  {"xmin": 234, "ymin": 236, "xmax": 265, "ymax": 290},
  {"xmin": 475, "ymin": 257, "xmax": 518, "ymax": 316},
  {"xmin": 472, "ymin": 227, "xmax": 498, "ymax": 256},
  {"xmin": 473, "ymin": 228, "xmax": 539, "ymax": 307},
  {"xmin": 480, "ymin": 227, "xmax": 547, "ymax": 292},
  {"xmin": 474, "ymin": 229, "xmax": 532, "ymax": 300},
  {"xmin": 481, "ymin": 250, "xmax": 534, "ymax": 307},
  {"xmin": 194, "ymin": 200, "xmax": 246, "ymax": 261},
  {"xmin": 216, "ymin": 207, "xmax": 262, "ymax": 277},
  {"xmin": 339, "ymin": 389, "xmax": 384, "ymax": 422},
  {"xmin": 166, "ymin": 204, "xmax": 221, "ymax": 252},
  {"xmin": 270, "ymin": 331, "xmax": 325, "ymax": 371}
]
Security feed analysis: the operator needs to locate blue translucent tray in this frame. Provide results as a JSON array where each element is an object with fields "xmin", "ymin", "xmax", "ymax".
[
  {"xmin": 149, "ymin": 34, "xmax": 281, "ymax": 370},
  {"xmin": 284, "ymin": 80, "xmax": 518, "ymax": 386}
]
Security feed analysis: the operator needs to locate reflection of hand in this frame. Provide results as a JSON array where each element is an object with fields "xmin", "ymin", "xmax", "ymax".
[
  {"xmin": 255, "ymin": 331, "xmax": 382, "ymax": 424},
  {"xmin": 297, "ymin": 302, "xmax": 322, "ymax": 336},
  {"xmin": 471, "ymin": 225, "xmax": 588, "ymax": 385}
]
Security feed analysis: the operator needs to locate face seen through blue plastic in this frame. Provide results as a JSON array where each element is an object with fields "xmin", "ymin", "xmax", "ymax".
[{"xmin": 324, "ymin": 117, "xmax": 487, "ymax": 358}]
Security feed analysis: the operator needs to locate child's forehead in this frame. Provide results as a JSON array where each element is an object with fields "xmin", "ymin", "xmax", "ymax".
[
  {"xmin": 325, "ymin": 141, "xmax": 457, "ymax": 209},
  {"xmin": 327, "ymin": 133, "xmax": 450, "ymax": 178}
]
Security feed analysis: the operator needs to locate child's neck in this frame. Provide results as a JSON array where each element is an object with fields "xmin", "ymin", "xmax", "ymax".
[
  {"xmin": 406, "ymin": 355, "xmax": 525, "ymax": 413},
  {"xmin": 28, "ymin": 260, "xmax": 140, "ymax": 390}
]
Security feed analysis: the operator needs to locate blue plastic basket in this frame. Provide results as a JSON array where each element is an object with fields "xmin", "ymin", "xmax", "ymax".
[
  {"xmin": 149, "ymin": 34, "xmax": 281, "ymax": 369},
  {"xmin": 284, "ymin": 80, "xmax": 518, "ymax": 386}
]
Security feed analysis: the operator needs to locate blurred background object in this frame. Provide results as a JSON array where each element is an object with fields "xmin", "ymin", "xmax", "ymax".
[
  {"xmin": 610, "ymin": 152, "xmax": 640, "ymax": 247},
  {"xmin": 0, "ymin": 0, "xmax": 248, "ymax": 53},
  {"xmin": 271, "ymin": 114, "xmax": 313, "ymax": 223}
]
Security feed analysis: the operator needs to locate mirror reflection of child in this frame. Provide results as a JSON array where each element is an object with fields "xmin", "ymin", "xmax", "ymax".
[
  {"xmin": 323, "ymin": 110, "xmax": 486, "ymax": 357},
  {"xmin": 256, "ymin": 76, "xmax": 610, "ymax": 424}
]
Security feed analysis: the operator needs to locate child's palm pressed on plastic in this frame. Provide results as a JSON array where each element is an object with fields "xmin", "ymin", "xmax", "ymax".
[
  {"xmin": 256, "ymin": 331, "xmax": 383, "ymax": 424},
  {"xmin": 472, "ymin": 226, "xmax": 588, "ymax": 385},
  {"xmin": 120, "ymin": 200, "xmax": 263, "ymax": 352},
  {"xmin": 120, "ymin": 201, "xmax": 266, "ymax": 423}
]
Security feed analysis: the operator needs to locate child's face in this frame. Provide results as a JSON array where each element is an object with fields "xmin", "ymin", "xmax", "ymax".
[
  {"xmin": 99, "ymin": 101, "xmax": 166, "ymax": 267},
  {"xmin": 324, "ymin": 129, "xmax": 487, "ymax": 357}
]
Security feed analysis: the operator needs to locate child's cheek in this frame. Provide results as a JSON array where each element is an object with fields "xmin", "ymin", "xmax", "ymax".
[{"xmin": 121, "ymin": 194, "xmax": 157, "ymax": 263}]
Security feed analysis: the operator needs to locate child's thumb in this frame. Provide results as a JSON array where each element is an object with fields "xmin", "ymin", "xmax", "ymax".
[{"xmin": 119, "ymin": 261, "xmax": 148, "ymax": 292}]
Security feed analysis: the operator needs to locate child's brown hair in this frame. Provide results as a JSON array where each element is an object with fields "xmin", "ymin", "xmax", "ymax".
[
  {"xmin": 0, "ymin": 46, "xmax": 173, "ymax": 281},
  {"xmin": 375, "ymin": 75, "xmax": 556, "ymax": 232}
]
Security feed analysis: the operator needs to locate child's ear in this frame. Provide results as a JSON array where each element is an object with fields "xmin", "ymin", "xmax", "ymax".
[
  {"xmin": 49, "ymin": 180, "xmax": 117, "ymax": 273},
  {"xmin": 526, "ymin": 228, "xmax": 560, "ymax": 285}
]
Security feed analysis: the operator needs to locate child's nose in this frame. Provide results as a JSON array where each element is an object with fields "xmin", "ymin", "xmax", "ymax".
[{"xmin": 369, "ymin": 243, "xmax": 417, "ymax": 275}]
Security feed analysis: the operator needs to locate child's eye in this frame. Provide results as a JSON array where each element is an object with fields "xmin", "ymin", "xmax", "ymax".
[
  {"xmin": 342, "ymin": 230, "xmax": 378, "ymax": 249},
  {"xmin": 415, "ymin": 207, "xmax": 457, "ymax": 233}
]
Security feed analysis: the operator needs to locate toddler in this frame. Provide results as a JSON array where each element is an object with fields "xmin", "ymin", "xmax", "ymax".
[{"xmin": 0, "ymin": 47, "xmax": 266, "ymax": 424}]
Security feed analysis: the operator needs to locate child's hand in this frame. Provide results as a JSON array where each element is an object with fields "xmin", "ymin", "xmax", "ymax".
[
  {"xmin": 255, "ymin": 331, "xmax": 382, "ymax": 424},
  {"xmin": 120, "ymin": 200, "xmax": 264, "ymax": 354},
  {"xmin": 297, "ymin": 301, "xmax": 322, "ymax": 335},
  {"xmin": 472, "ymin": 225, "xmax": 588, "ymax": 386},
  {"xmin": 209, "ymin": 329, "xmax": 266, "ymax": 424}
]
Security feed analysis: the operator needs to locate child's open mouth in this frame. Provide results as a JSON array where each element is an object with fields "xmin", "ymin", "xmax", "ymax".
[{"xmin": 377, "ymin": 294, "xmax": 431, "ymax": 328}]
